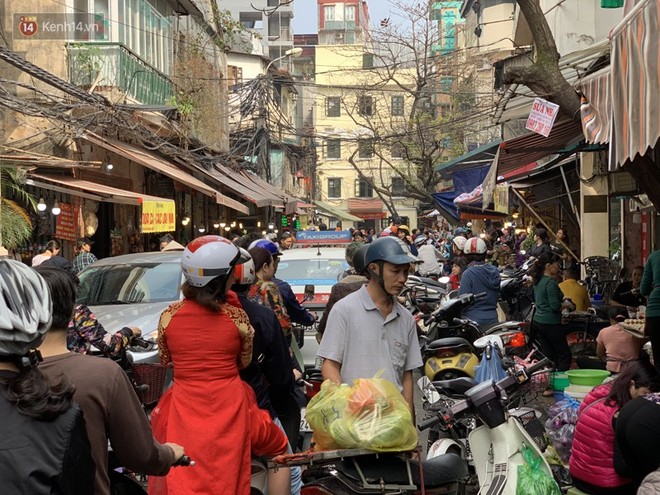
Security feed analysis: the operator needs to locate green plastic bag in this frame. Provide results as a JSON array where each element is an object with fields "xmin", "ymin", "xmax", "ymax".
[{"xmin": 516, "ymin": 444, "xmax": 561, "ymax": 495}]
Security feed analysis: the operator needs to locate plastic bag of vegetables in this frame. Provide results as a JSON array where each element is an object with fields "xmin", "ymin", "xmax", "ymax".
[
  {"xmin": 305, "ymin": 376, "xmax": 418, "ymax": 452},
  {"xmin": 516, "ymin": 444, "xmax": 561, "ymax": 495},
  {"xmin": 544, "ymin": 398, "xmax": 580, "ymax": 463}
]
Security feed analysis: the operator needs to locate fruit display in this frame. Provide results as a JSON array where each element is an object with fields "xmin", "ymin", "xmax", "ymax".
[{"xmin": 621, "ymin": 319, "xmax": 645, "ymax": 338}]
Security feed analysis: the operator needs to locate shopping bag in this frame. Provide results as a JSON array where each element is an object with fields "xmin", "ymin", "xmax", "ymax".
[
  {"xmin": 474, "ymin": 346, "xmax": 507, "ymax": 383},
  {"xmin": 516, "ymin": 444, "xmax": 561, "ymax": 495},
  {"xmin": 305, "ymin": 376, "xmax": 418, "ymax": 452}
]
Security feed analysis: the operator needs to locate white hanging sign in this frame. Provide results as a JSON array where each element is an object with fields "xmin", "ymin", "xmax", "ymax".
[{"xmin": 525, "ymin": 97, "xmax": 560, "ymax": 137}]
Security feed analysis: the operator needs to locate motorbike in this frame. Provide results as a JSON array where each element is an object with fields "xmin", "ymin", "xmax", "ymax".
[
  {"xmin": 498, "ymin": 257, "xmax": 536, "ymax": 323},
  {"xmin": 420, "ymin": 358, "xmax": 555, "ymax": 495},
  {"xmin": 273, "ymin": 447, "xmax": 468, "ymax": 494},
  {"xmin": 420, "ymin": 292, "xmax": 530, "ymax": 382}
]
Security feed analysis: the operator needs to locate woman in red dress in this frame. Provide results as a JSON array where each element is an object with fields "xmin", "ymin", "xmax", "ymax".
[{"xmin": 150, "ymin": 236, "xmax": 287, "ymax": 495}]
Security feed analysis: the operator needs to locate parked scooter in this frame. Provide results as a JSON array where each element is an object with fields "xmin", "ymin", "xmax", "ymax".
[
  {"xmin": 274, "ymin": 447, "xmax": 468, "ymax": 494},
  {"xmin": 498, "ymin": 257, "xmax": 536, "ymax": 323},
  {"xmin": 420, "ymin": 358, "xmax": 555, "ymax": 495}
]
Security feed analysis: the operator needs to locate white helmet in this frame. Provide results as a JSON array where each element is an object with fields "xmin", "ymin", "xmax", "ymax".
[
  {"xmin": 463, "ymin": 237, "xmax": 487, "ymax": 255},
  {"xmin": 233, "ymin": 248, "xmax": 256, "ymax": 286},
  {"xmin": 414, "ymin": 235, "xmax": 428, "ymax": 247},
  {"xmin": 182, "ymin": 235, "xmax": 247, "ymax": 288},
  {"xmin": 452, "ymin": 235, "xmax": 467, "ymax": 252},
  {"xmin": 0, "ymin": 260, "xmax": 52, "ymax": 356}
]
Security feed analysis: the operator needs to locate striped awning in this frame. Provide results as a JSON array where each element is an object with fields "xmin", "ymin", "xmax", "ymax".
[
  {"xmin": 610, "ymin": 0, "xmax": 660, "ymax": 168},
  {"xmin": 579, "ymin": 68, "xmax": 612, "ymax": 145}
]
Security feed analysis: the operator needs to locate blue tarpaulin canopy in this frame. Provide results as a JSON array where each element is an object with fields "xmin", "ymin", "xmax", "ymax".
[{"xmin": 432, "ymin": 164, "xmax": 491, "ymax": 222}]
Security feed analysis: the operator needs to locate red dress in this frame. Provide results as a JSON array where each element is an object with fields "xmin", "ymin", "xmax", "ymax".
[{"xmin": 149, "ymin": 299, "xmax": 284, "ymax": 495}]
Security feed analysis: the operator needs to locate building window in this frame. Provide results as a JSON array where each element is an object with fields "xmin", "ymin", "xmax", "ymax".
[
  {"xmin": 345, "ymin": 5, "xmax": 356, "ymax": 21},
  {"xmin": 327, "ymin": 178, "xmax": 342, "ymax": 198},
  {"xmin": 391, "ymin": 142, "xmax": 405, "ymax": 158},
  {"xmin": 227, "ymin": 65, "xmax": 242, "ymax": 92},
  {"xmin": 355, "ymin": 177, "xmax": 374, "ymax": 198},
  {"xmin": 325, "ymin": 96, "xmax": 341, "ymax": 117},
  {"xmin": 391, "ymin": 95, "xmax": 404, "ymax": 116},
  {"xmin": 358, "ymin": 140, "xmax": 374, "ymax": 159},
  {"xmin": 326, "ymin": 139, "xmax": 341, "ymax": 159},
  {"xmin": 363, "ymin": 53, "xmax": 374, "ymax": 68},
  {"xmin": 357, "ymin": 96, "xmax": 374, "ymax": 116},
  {"xmin": 391, "ymin": 176, "xmax": 406, "ymax": 195},
  {"xmin": 324, "ymin": 5, "xmax": 335, "ymax": 21}
]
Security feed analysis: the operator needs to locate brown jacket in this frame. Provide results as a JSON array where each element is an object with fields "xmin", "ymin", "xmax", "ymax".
[{"xmin": 41, "ymin": 353, "xmax": 174, "ymax": 495}]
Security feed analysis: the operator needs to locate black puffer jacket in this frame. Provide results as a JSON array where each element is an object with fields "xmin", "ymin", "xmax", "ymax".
[{"xmin": 0, "ymin": 373, "xmax": 94, "ymax": 494}]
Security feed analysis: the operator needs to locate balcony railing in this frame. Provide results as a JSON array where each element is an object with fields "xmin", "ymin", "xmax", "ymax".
[{"xmin": 67, "ymin": 42, "xmax": 173, "ymax": 106}]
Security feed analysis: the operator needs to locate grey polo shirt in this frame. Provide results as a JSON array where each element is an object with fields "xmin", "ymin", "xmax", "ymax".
[{"xmin": 317, "ymin": 285, "xmax": 423, "ymax": 390}]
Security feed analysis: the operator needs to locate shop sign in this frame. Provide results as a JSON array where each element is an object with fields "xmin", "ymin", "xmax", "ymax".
[
  {"xmin": 55, "ymin": 203, "xmax": 77, "ymax": 241},
  {"xmin": 141, "ymin": 200, "xmax": 176, "ymax": 233},
  {"xmin": 525, "ymin": 98, "xmax": 560, "ymax": 137}
]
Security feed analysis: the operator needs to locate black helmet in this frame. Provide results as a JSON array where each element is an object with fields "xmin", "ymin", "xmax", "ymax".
[
  {"xmin": 352, "ymin": 244, "xmax": 370, "ymax": 275},
  {"xmin": 365, "ymin": 237, "xmax": 420, "ymax": 266}
]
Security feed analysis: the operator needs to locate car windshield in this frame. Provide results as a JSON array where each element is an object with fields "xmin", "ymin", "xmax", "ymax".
[
  {"xmin": 77, "ymin": 262, "xmax": 181, "ymax": 305},
  {"xmin": 277, "ymin": 258, "xmax": 349, "ymax": 285}
]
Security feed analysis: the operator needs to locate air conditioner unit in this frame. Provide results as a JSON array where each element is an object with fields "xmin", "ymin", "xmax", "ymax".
[{"xmin": 609, "ymin": 170, "xmax": 639, "ymax": 196}]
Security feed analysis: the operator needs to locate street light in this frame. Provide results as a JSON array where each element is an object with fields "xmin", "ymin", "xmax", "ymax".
[{"xmin": 265, "ymin": 47, "xmax": 303, "ymax": 72}]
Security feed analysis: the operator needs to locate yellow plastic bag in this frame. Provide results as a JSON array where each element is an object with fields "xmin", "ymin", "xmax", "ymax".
[{"xmin": 305, "ymin": 376, "xmax": 418, "ymax": 452}]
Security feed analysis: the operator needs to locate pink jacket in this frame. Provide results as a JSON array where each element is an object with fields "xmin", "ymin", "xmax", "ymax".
[{"xmin": 569, "ymin": 384, "xmax": 632, "ymax": 488}]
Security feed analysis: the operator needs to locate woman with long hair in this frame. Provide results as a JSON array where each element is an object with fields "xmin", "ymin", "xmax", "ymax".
[
  {"xmin": 530, "ymin": 252, "xmax": 574, "ymax": 372},
  {"xmin": 0, "ymin": 259, "xmax": 94, "ymax": 493},
  {"xmin": 150, "ymin": 236, "xmax": 287, "ymax": 495},
  {"xmin": 570, "ymin": 358, "xmax": 660, "ymax": 494},
  {"xmin": 247, "ymin": 246, "xmax": 292, "ymax": 338}
]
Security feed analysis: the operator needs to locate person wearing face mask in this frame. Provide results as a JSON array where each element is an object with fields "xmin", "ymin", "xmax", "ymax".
[{"xmin": 317, "ymin": 237, "xmax": 423, "ymax": 414}]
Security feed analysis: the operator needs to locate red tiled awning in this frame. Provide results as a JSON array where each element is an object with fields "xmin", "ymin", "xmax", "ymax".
[
  {"xmin": 610, "ymin": 0, "xmax": 660, "ymax": 168},
  {"xmin": 347, "ymin": 198, "xmax": 387, "ymax": 220},
  {"xmin": 496, "ymin": 119, "xmax": 584, "ymax": 176}
]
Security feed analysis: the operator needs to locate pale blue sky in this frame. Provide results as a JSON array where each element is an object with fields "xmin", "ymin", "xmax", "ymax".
[{"xmin": 292, "ymin": 0, "xmax": 415, "ymax": 34}]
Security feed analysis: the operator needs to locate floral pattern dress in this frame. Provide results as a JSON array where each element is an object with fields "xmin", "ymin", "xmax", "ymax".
[
  {"xmin": 67, "ymin": 304, "xmax": 132, "ymax": 357},
  {"xmin": 247, "ymin": 279, "xmax": 292, "ymax": 337}
]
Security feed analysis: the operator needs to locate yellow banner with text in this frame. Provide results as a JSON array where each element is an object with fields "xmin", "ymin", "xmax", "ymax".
[{"xmin": 141, "ymin": 200, "xmax": 176, "ymax": 233}]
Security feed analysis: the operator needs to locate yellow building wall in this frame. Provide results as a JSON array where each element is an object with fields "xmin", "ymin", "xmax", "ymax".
[{"xmin": 314, "ymin": 45, "xmax": 418, "ymax": 227}]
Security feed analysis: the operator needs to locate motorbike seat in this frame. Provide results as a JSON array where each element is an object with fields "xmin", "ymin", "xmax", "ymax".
[
  {"xmin": 427, "ymin": 337, "xmax": 473, "ymax": 353},
  {"xmin": 432, "ymin": 377, "xmax": 476, "ymax": 397},
  {"xmin": 418, "ymin": 277, "xmax": 448, "ymax": 289},
  {"xmin": 338, "ymin": 453, "xmax": 468, "ymax": 488}
]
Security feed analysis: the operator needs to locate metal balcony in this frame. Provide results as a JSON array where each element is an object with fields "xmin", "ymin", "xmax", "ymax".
[{"xmin": 67, "ymin": 42, "xmax": 173, "ymax": 105}]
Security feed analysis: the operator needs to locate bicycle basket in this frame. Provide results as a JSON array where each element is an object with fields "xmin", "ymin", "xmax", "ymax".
[
  {"xmin": 514, "ymin": 409, "xmax": 549, "ymax": 452},
  {"xmin": 132, "ymin": 363, "xmax": 168, "ymax": 405}
]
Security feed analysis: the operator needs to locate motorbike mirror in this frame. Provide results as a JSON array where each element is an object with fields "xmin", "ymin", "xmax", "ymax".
[{"xmin": 438, "ymin": 276, "xmax": 451, "ymax": 284}]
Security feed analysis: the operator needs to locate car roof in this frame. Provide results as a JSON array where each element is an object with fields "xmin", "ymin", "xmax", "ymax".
[
  {"xmin": 280, "ymin": 247, "xmax": 347, "ymax": 260},
  {"xmin": 88, "ymin": 251, "xmax": 183, "ymax": 266}
]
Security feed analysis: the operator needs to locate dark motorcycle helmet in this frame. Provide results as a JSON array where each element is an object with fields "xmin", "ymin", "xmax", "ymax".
[
  {"xmin": 352, "ymin": 244, "xmax": 370, "ymax": 276},
  {"xmin": 365, "ymin": 237, "xmax": 420, "ymax": 266}
]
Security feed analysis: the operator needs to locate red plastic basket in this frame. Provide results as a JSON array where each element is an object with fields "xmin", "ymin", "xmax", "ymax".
[{"xmin": 132, "ymin": 363, "xmax": 168, "ymax": 405}]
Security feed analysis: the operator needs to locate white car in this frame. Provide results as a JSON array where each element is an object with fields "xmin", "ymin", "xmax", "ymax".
[{"xmin": 277, "ymin": 246, "xmax": 350, "ymax": 368}]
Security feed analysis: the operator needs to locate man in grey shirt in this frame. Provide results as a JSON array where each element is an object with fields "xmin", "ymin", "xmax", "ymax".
[{"xmin": 317, "ymin": 237, "xmax": 423, "ymax": 413}]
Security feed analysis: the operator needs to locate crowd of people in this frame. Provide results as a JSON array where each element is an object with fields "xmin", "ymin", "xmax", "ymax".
[{"xmin": 4, "ymin": 217, "xmax": 660, "ymax": 494}]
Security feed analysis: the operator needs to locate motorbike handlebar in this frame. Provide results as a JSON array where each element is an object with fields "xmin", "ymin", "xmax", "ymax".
[
  {"xmin": 473, "ymin": 292, "xmax": 488, "ymax": 301},
  {"xmin": 418, "ymin": 415, "xmax": 442, "ymax": 431},
  {"xmin": 131, "ymin": 336, "xmax": 152, "ymax": 349},
  {"xmin": 173, "ymin": 455, "xmax": 195, "ymax": 467},
  {"xmin": 523, "ymin": 357, "xmax": 552, "ymax": 376}
]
